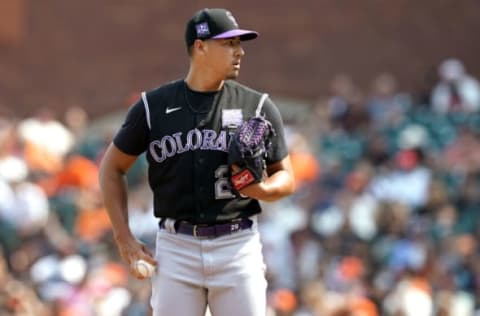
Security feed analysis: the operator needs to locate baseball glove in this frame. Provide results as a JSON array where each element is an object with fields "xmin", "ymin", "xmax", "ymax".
[{"xmin": 228, "ymin": 116, "xmax": 275, "ymax": 191}]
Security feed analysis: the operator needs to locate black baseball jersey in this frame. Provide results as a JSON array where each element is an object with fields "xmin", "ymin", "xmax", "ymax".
[{"xmin": 113, "ymin": 79, "xmax": 288, "ymax": 224}]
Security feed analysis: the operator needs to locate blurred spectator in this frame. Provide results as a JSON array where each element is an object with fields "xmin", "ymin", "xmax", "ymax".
[
  {"xmin": 269, "ymin": 288, "xmax": 297, "ymax": 316},
  {"xmin": 316, "ymin": 75, "xmax": 370, "ymax": 173},
  {"xmin": 0, "ymin": 247, "xmax": 50, "ymax": 315},
  {"xmin": 63, "ymin": 105, "xmax": 108, "ymax": 162},
  {"xmin": 17, "ymin": 107, "xmax": 74, "ymax": 175},
  {"xmin": 311, "ymin": 160, "xmax": 379, "ymax": 241},
  {"xmin": 323, "ymin": 73, "xmax": 369, "ymax": 133},
  {"xmin": 73, "ymin": 186, "xmax": 111, "ymax": 245},
  {"xmin": 289, "ymin": 228, "xmax": 324, "ymax": 290},
  {"xmin": 128, "ymin": 188, "xmax": 157, "ymax": 250},
  {"xmin": 436, "ymin": 290, "xmax": 476, "ymax": 316},
  {"xmin": 0, "ymin": 170, "xmax": 49, "ymax": 235},
  {"xmin": 363, "ymin": 133, "xmax": 392, "ymax": 167},
  {"xmin": 366, "ymin": 72, "xmax": 411, "ymax": 129},
  {"xmin": 259, "ymin": 200, "xmax": 302, "ymax": 290},
  {"xmin": 369, "ymin": 148, "xmax": 432, "ymax": 209},
  {"xmin": 64, "ymin": 105, "xmax": 89, "ymax": 139},
  {"xmin": 396, "ymin": 123, "xmax": 430, "ymax": 152},
  {"xmin": 38, "ymin": 154, "xmax": 100, "ymax": 197},
  {"xmin": 441, "ymin": 127, "xmax": 480, "ymax": 175},
  {"xmin": 326, "ymin": 73, "xmax": 357, "ymax": 122},
  {"xmin": 0, "ymin": 119, "xmax": 50, "ymax": 257},
  {"xmin": 453, "ymin": 172, "xmax": 480, "ymax": 233},
  {"xmin": 383, "ymin": 272, "xmax": 433, "ymax": 316},
  {"xmin": 294, "ymin": 280, "xmax": 325, "ymax": 315},
  {"xmin": 286, "ymin": 128, "xmax": 321, "ymax": 190},
  {"xmin": 331, "ymin": 91, "xmax": 370, "ymax": 135},
  {"xmin": 430, "ymin": 58, "xmax": 480, "ymax": 114}
]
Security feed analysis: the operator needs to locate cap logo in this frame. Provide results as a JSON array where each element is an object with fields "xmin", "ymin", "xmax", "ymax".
[
  {"xmin": 196, "ymin": 22, "xmax": 210, "ymax": 37},
  {"xmin": 226, "ymin": 11, "xmax": 238, "ymax": 27}
]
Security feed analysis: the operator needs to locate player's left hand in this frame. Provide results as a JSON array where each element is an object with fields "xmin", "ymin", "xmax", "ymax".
[
  {"xmin": 230, "ymin": 157, "xmax": 295, "ymax": 202},
  {"xmin": 231, "ymin": 164, "xmax": 268, "ymax": 199},
  {"xmin": 227, "ymin": 116, "xmax": 274, "ymax": 192}
]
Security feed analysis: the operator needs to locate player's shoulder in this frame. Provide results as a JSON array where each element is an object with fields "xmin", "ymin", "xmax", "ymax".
[
  {"xmin": 145, "ymin": 79, "xmax": 183, "ymax": 98},
  {"xmin": 224, "ymin": 80, "xmax": 264, "ymax": 98}
]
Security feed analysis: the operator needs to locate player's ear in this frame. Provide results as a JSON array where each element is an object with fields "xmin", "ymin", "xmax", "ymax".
[{"xmin": 193, "ymin": 39, "xmax": 207, "ymax": 55}]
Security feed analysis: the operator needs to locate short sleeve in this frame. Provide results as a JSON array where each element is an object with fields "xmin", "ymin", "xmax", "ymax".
[
  {"xmin": 261, "ymin": 97, "xmax": 289, "ymax": 163},
  {"xmin": 113, "ymin": 100, "xmax": 149, "ymax": 155}
]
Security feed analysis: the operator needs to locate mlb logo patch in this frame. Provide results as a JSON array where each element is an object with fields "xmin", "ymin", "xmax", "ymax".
[
  {"xmin": 196, "ymin": 22, "xmax": 210, "ymax": 37},
  {"xmin": 222, "ymin": 109, "xmax": 243, "ymax": 128}
]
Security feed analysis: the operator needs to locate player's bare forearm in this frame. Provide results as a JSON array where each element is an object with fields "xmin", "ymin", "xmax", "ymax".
[
  {"xmin": 238, "ymin": 156, "xmax": 295, "ymax": 201},
  {"xmin": 99, "ymin": 143, "xmax": 158, "ymax": 274},
  {"xmin": 99, "ymin": 143, "xmax": 137, "ymax": 242},
  {"xmin": 100, "ymin": 169, "xmax": 132, "ymax": 241},
  {"xmin": 241, "ymin": 171, "xmax": 294, "ymax": 201}
]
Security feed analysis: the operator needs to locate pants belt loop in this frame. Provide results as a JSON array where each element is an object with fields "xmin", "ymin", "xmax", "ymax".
[{"xmin": 164, "ymin": 218, "xmax": 176, "ymax": 233}]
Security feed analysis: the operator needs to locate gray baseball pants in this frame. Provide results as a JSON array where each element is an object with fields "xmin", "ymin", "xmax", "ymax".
[{"xmin": 150, "ymin": 217, "xmax": 267, "ymax": 316}]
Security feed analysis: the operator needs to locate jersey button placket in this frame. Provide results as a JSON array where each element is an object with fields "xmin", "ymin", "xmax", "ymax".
[
  {"xmin": 193, "ymin": 139, "xmax": 206, "ymax": 222},
  {"xmin": 194, "ymin": 130, "xmax": 207, "ymax": 222},
  {"xmin": 198, "ymin": 183, "xmax": 206, "ymax": 220}
]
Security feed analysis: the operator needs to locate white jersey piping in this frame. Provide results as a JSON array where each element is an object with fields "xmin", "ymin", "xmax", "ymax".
[
  {"xmin": 255, "ymin": 93, "xmax": 269, "ymax": 117},
  {"xmin": 141, "ymin": 91, "xmax": 152, "ymax": 130}
]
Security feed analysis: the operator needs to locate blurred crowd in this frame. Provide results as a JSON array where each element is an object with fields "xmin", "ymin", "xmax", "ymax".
[{"xmin": 1, "ymin": 57, "xmax": 480, "ymax": 316}]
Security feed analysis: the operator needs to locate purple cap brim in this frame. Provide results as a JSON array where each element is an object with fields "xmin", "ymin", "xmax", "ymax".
[{"xmin": 211, "ymin": 29, "xmax": 258, "ymax": 41}]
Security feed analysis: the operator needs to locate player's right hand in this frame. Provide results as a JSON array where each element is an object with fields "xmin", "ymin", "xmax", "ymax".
[{"xmin": 114, "ymin": 235, "xmax": 158, "ymax": 279}]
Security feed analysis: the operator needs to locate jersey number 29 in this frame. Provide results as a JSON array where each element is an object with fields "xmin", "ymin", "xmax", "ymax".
[{"xmin": 214, "ymin": 165, "xmax": 236, "ymax": 199}]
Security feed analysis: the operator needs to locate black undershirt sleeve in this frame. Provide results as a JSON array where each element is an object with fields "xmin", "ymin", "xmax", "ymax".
[
  {"xmin": 261, "ymin": 97, "xmax": 289, "ymax": 164},
  {"xmin": 113, "ymin": 99, "xmax": 149, "ymax": 155}
]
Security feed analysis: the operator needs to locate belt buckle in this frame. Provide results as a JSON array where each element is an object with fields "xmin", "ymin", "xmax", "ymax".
[
  {"xmin": 230, "ymin": 223, "xmax": 240, "ymax": 232},
  {"xmin": 193, "ymin": 225, "xmax": 198, "ymax": 238}
]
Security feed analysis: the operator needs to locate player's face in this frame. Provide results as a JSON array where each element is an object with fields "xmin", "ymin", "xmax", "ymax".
[{"xmin": 205, "ymin": 37, "xmax": 245, "ymax": 80}]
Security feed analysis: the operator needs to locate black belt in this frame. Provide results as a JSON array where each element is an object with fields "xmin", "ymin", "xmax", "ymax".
[{"xmin": 159, "ymin": 218, "xmax": 253, "ymax": 238}]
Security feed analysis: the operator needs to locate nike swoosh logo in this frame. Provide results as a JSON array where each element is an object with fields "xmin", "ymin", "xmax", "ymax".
[{"xmin": 165, "ymin": 106, "xmax": 182, "ymax": 114}]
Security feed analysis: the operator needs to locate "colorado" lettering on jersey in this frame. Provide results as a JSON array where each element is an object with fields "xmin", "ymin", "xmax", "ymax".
[{"xmin": 149, "ymin": 128, "xmax": 234, "ymax": 163}]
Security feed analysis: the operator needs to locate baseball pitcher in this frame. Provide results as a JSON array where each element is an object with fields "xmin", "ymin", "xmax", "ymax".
[{"xmin": 99, "ymin": 8, "xmax": 295, "ymax": 316}]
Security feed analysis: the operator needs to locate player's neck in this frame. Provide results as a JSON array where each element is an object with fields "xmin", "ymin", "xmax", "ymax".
[{"xmin": 185, "ymin": 68, "xmax": 224, "ymax": 92}]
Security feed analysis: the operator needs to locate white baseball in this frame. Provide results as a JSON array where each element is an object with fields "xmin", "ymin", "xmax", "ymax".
[{"xmin": 134, "ymin": 259, "xmax": 156, "ymax": 278}]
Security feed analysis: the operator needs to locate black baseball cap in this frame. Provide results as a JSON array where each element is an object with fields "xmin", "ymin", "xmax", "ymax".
[{"xmin": 185, "ymin": 8, "xmax": 258, "ymax": 47}]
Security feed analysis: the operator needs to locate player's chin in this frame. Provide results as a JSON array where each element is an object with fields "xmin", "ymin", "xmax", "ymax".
[{"xmin": 226, "ymin": 71, "xmax": 240, "ymax": 80}]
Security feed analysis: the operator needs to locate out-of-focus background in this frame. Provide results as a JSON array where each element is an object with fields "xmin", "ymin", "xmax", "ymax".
[{"xmin": 1, "ymin": 0, "xmax": 480, "ymax": 315}]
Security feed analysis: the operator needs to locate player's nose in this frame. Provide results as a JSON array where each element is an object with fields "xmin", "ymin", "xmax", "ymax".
[
  {"xmin": 235, "ymin": 45, "xmax": 245, "ymax": 57},
  {"xmin": 236, "ymin": 46, "xmax": 245, "ymax": 57}
]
